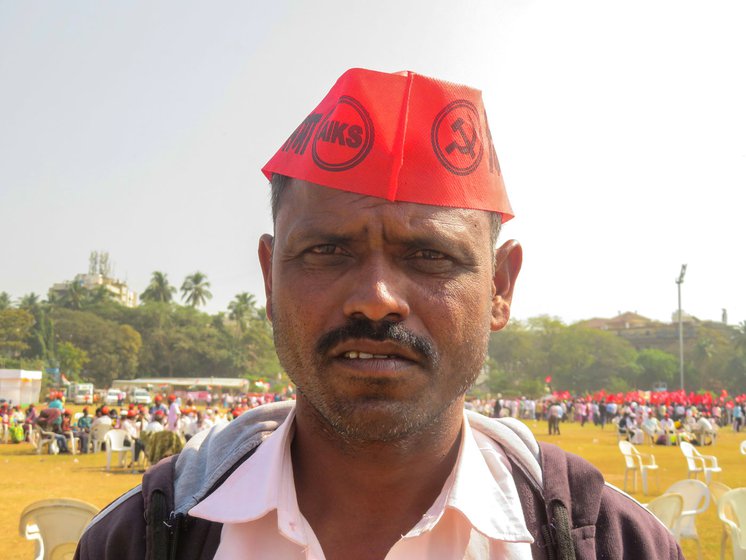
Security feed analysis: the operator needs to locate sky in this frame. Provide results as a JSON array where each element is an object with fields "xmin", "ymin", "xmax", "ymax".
[{"xmin": 1, "ymin": 0, "xmax": 745, "ymax": 326}]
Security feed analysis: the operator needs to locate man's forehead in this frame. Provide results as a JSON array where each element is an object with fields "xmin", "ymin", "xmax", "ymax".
[{"xmin": 276, "ymin": 179, "xmax": 492, "ymax": 238}]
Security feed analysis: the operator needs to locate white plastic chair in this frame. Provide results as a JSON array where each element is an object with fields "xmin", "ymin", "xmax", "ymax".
[
  {"xmin": 641, "ymin": 418, "xmax": 664, "ymax": 445},
  {"xmin": 18, "ymin": 498, "xmax": 99, "ymax": 560},
  {"xmin": 680, "ymin": 441, "xmax": 722, "ymax": 483},
  {"xmin": 619, "ymin": 440, "xmax": 659, "ymax": 495},
  {"xmin": 30, "ymin": 426, "xmax": 58, "ymax": 455},
  {"xmin": 719, "ymin": 488, "xmax": 746, "ymax": 560},
  {"xmin": 664, "ymin": 480, "xmax": 710, "ymax": 560},
  {"xmin": 89, "ymin": 423, "xmax": 112, "ymax": 453},
  {"xmin": 65, "ymin": 431, "xmax": 79, "ymax": 455},
  {"xmin": 646, "ymin": 493, "xmax": 684, "ymax": 533},
  {"xmin": 104, "ymin": 429, "xmax": 133, "ymax": 471},
  {"xmin": 709, "ymin": 481, "xmax": 733, "ymax": 560}
]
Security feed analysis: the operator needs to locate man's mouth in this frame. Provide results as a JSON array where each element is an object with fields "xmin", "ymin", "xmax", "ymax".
[{"xmin": 342, "ymin": 351, "xmax": 401, "ymax": 360}]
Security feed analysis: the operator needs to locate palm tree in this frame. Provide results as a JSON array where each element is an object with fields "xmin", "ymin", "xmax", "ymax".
[
  {"xmin": 59, "ymin": 281, "xmax": 88, "ymax": 310},
  {"xmin": 228, "ymin": 292, "xmax": 257, "ymax": 332},
  {"xmin": 141, "ymin": 271, "xmax": 176, "ymax": 303},
  {"xmin": 19, "ymin": 293, "xmax": 40, "ymax": 310},
  {"xmin": 0, "ymin": 291, "xmax": 12, "ymax": 310},
  {"xmin": 89, "ymin": 285, "xmax": 113, "ymax": 305},
  {"xmin": 180, "ymin": 272, "xmax": 212, "ymax": 308}
]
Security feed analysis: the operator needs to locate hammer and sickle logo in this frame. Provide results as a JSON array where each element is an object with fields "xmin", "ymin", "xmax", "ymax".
[
  {"xmin": 445, "ymin": 116, "xmax": 477, "ymax": 159},
  {"xmin": 431, "ymin": 100, "xmax": 483, "ymax": 176}
]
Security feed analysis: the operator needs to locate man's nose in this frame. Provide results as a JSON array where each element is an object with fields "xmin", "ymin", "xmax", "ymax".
[{"xmin": 342, "ymin": 259, "xmax": 410, "ymax": 322}]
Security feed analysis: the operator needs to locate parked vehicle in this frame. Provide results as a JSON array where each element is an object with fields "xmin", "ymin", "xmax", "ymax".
[
  {"xmin": 130, "ymin": 388, "xmax": 152, "ymax": 405},
  {"xmin": 68, "ymin": 383, "xmax": 94, "ymax": 405},
  {"xmin": 104, "ymin": 388, "xmax": 124, "ymax": 406}
]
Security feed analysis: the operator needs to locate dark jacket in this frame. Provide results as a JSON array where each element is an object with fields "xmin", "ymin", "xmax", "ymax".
[{"xmin": 75, "ymin": 403, "xmax": 683, "ymax": 560}]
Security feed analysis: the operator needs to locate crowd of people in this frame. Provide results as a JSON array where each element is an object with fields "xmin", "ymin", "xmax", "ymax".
[
  {"xmin": 0, "ymin": 390, "xmax": 296, "ymax": 458},
  {"xmin": 473, "ymin": 390, "xmax": 746, "ymax": 445},
  {"xmin": 4, "ymin": 388, "xmax": 745, "ymax": 454}
]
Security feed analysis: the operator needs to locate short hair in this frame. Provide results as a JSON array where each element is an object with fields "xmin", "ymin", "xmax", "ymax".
[{"xmin": 269, "ymin": 173, "xmax": 501, "ymax": 249}]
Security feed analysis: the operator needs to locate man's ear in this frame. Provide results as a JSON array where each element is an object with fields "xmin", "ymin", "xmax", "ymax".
[
  {"xmin": 258, "ymin": 234, "xmax": 274, "ymax": 322},
  {"xmin": 491, "ymin": 240, "xmax": 522, "ymax": 332}
]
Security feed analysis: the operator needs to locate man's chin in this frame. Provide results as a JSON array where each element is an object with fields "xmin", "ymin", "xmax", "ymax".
[{"xmin": 311, "ymin": 397, "xmax": 450, "ymax": 444}]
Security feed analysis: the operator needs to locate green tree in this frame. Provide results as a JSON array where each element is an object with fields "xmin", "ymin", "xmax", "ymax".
[
  {"xmin": 21, "ymin": 301, "xmax": 56, "ymax": 366},
  {"xmin": 19, "ymin": 293, "xmax": 41, "ymax": 311},
  {"xmin": 57, "ymin": 341, "xmax": 89, "ymax": 380},
  {"xmin": 181, "ymin": 272, "xmax": 212, "ymax": 308},
  {"xmin": 488, "ymin": 317, "xmax": 640, "ymax": 392},
  {"xmin": 636, "ymin": 348, "xmax": 677, "ymax": 389},
  {"xmin": 57, "ymin": 281, "xmax": 88, "ymax": 310},
  {"xmin": 0, "ymin": 308, "xmax": 35, "ymax": 359},
  {"xmin": 51, "ymin": 308, "xmax": 141, "ymax": 386},
  {"xmin": 141, "ymin": 271, "xmax": 176, "ymax": 303},
  {"xmin": 88, "ymin": 285, "xmax": 114, "ymax": 306},
  {"xmin": 228, "ymin": 292, "xmax": 257, "ymax": 333},
  {"xmin": 0, "ymin": 292, "xmax": 12, "ymax": 310}
]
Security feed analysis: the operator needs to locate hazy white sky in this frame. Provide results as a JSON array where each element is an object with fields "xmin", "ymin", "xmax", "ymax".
[{"xmin": 1, "ymin": 0, "xmax": 745, "ymax": 325}]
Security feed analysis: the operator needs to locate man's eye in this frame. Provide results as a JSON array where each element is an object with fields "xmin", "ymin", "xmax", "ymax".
[
  {"xmin": 413, "ymin": 249, "xmax": 447, "ymax": 260},
  {"xmin": 309, "ymin": 244, "xmax": 345, "ymax": 255}
]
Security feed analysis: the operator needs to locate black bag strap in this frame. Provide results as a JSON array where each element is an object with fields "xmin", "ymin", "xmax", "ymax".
[
  {"xmin": 145, "ymin": 446, "xmax": 259, "ymax": 560},
  {"xmin": 505, "ymin": 442, "xmax": 577, "ymax": 560}
]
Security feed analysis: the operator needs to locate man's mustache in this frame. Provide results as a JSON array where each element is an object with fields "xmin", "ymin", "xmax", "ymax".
[{"xmin": 315, "ymin": 318, "xmax": 438, "ymax": 368}]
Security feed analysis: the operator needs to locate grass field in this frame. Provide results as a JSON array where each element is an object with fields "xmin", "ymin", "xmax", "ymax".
[{"xmin": 3, "ymin": 415, "xmax": 745, "ymax": 559}]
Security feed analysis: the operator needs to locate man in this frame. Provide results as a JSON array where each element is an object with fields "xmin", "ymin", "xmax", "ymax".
[
  {"xmin": 76, "ymin": 68, "xmax": 681, "ymax": 559},
  {"xmin": 548, "ymin": 401, "xmax": 563, "ymax": 435},
  {"xmin": 166, "ymin": 394, "xmax": 181, "ymax": 432},
  {"xmin": 91, "ymin": 406, "xmax": 113, "ymax": 429}
]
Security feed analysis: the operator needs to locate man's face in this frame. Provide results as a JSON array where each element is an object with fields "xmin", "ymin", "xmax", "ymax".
[{"xmin": 259, "ymin": 179, "xmax": 520, "ymax": 442}]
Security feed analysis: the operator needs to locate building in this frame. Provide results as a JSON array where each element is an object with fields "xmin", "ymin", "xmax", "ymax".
[
  {"xmin": 579, "ymin": 311, "xmax": 732, "ymax": 353},
  {"xmin": 49, "ymin": 251, "xmax": 138, "ymax": 308},
  {"xmin": 579, "ymin": 311, "xmax": 695, "ymax": 352}
]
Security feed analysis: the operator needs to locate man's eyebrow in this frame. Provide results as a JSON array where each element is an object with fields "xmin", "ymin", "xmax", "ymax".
[{"xmin": 282, "ymin": 227, "xmax": 357, "ymax": 247}]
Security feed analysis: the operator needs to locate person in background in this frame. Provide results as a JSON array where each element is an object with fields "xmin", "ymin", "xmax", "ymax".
[
  {"xmin": 91, "ymin": 406, "xmax": 113, "ymax": 429},
  {"xmin": 149, "ymin": 394, "xmax": 168, "ymax": 416},
  {"xmin": 48, "ymin": 391, "xmax": 64, "ymax": 410},
  {"xmin": 166, "ymin": 394, "xmax": 181, "ymax": 432}
]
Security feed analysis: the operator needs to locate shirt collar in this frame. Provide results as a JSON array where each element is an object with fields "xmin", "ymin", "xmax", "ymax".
[
  {"xmin": 406, "ymin": 411, "xmax": 533, "ymax": 542},
  {"xmin": 188, "ymin": 406, "xmax": 307, "ymax": 543},
  {"xmin": 189, "ymin": 407, "xmax": 532, "ymax": 544}
]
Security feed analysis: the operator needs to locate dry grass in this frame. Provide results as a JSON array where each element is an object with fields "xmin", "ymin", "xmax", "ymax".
[{"xmin": 3, "ymin": 413, "xmax": 745, "ymax": 559}]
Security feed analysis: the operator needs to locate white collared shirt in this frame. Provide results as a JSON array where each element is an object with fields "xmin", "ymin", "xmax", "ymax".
[{"xmin": 189, "ymin": 408, "xmax": 533, "ymax": 559}]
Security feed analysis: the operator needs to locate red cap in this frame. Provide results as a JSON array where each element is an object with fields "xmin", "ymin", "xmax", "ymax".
[
  {"xmin": 101, "ymin": 406, "xmax": 110, "ymax": 414},
  {"xmin": 262, "ymin": 68, "xmax": 512, "ymax": 219},
  {"xmin": 154, "ymin": 410, "xmax": 165, "ymax": 418},
  {"xmin": 167, "ymin": 394, "xmax": 176, "ymax": 402},
  {"xmin": 154, "ymin": 394, "xmax": 162, "ymax": 402},
  {"xmin": 127, "ymin": 410, "xmax": 136, "ymax": 418}
]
